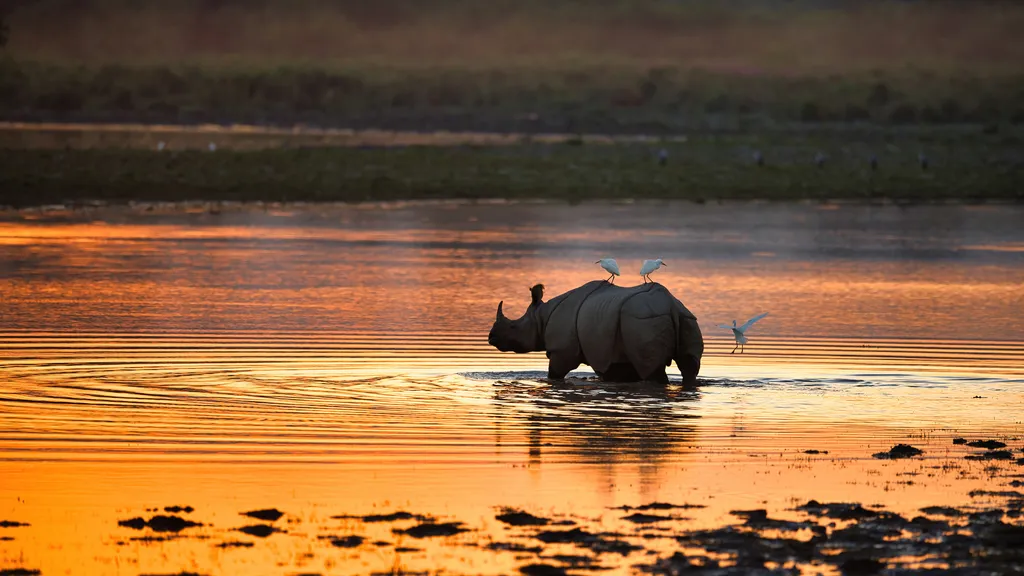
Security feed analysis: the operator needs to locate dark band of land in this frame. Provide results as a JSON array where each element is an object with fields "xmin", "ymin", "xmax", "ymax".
[
  {"xmin": 2, "ymin": 128, "xmax": 1021, "ymax": 208},
  {"xmin": 1, "ymin": 1, "xmax": 1023, "ymax": 206}
]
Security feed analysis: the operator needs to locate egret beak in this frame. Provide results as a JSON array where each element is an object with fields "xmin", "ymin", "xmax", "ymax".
[{"xmin": 662, "ymin": 262, "xmax": 668, "ymax": 266}]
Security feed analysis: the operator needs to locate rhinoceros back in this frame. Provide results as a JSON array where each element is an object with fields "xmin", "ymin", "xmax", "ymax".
[
  {"xmin": 563, "ymin": 283, "xmax": 698, "ymax": 379},
  {"xmin": 540, "ymin": 281, "xmax": 703, "ymax": 381}
]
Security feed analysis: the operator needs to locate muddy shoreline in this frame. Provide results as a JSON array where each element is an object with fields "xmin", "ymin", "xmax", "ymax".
[{"xmin": 4, "ymin": 440, "xmax": 1023, "ymax": 575}]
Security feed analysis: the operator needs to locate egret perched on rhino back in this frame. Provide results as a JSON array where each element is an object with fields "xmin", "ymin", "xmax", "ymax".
[
  {"xmin": 718, "ymin": 312, "xmax": 769, "ymax": 354},
  {"xmin": 640, "ymin": 259, "xmax": 666, "ymax": 283},
  {"xmin": 487, "ymin": 280, "xmax": 704, "ymax": 384},
  {"xmin": 596, "ymin": 258, "xmax": 620, "ymax": 283}
]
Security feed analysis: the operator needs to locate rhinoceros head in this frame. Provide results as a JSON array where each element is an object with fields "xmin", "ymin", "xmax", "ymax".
[{"xmin": 488, "ymin": 284, "xmax": 545, "ymax": 353}]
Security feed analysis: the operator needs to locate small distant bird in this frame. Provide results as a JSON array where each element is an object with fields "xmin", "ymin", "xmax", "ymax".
[
  {"xmin": 657, "ymin": 148, "xmax": 668, "ymax": 166},
  {"xmin": 718, "ymin": 312, "xmax": 769, "ymax": 354},
  {"xmin": 596, "ymin": 258, "xmax": 620, "ymax": 283},
  {"xmin": 918, "ymin": 151, "xmax": 929, "ymax": 171},
  {"xmin": 640, "ymin": 259, "xmax": 666, "ymax": 283},
  {"xmin": 753, "ymin": 150, "xmax": 764, "ymax": 166},
  {"xmin": 208, "ymin": 142, "xmax": 217, "ymax": 152},
  {"xmin": 814, "ymin": 151, "xmax": 826, "ymax": 168},
  {"xmin": 157, "ymin": 141, "xmax": 166, "ymax": 151},
  {"xmin": 869, "ymin": 154, "xmax": 878, "ymax": 171}
]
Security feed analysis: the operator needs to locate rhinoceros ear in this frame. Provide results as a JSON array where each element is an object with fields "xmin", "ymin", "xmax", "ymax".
[
  {"xmin": 496, "ymin": 301, "xmax": 506, "ymax": 321},
  {"xmin": 530, "ymin": 284, "xmax": 544, "ymax": 306}
]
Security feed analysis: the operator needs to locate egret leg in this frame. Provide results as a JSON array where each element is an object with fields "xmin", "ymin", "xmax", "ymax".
[
  {"xmin": 730, "ymin": 343, "xmax": 738, "ymax": 354},
  {"xmin": 740, "ymin": 344, "xmax": 744, "ymax": 354}
]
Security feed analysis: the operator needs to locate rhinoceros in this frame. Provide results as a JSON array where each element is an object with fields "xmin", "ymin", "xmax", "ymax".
[{"xmin": 487, "ymin": 281, "xmax": 704, "ymax": 384}]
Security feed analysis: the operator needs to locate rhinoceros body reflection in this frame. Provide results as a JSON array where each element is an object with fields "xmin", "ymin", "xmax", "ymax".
[{"xmin": 487, "ymin": 281, "xmax": 704, "ymax": 384}]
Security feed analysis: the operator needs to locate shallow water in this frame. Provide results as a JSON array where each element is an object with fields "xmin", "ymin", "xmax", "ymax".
[{"xmin": 1, "ymin": 202, "xmax": 1023, "ymax": 575}]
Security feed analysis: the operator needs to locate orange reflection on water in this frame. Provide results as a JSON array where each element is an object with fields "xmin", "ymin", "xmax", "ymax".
[{"xmin": 1, "ymin": 203, "xmax": 1023, "ymax": 575}]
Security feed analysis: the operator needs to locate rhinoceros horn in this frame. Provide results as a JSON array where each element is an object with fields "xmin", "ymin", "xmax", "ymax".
[{"xmin": 496, "ymin": 301, "xmax": 506, "ymax": 321}]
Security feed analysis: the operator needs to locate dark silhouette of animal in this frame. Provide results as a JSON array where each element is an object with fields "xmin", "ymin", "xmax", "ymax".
[{"xmin": 488, "ymin": 281, "xmax": 704, "ymax": 384}]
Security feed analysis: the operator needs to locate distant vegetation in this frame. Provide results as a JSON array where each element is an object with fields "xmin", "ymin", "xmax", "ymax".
[
  {"xmin": 3, "ymin": 130, "xmax": 1021, "ymax": 207},
  {"xmin": 2, "ymin": 0, "xmax": 1023, "ymax": 132}
]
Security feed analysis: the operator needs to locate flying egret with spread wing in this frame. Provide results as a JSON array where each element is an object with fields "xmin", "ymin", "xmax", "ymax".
[
  {"xmin": 596, "ymin": 258, "xmax": 620, "ymax": 283},
  {"xmin": 719, "ymin": 312, "xmax": 769, "ymax": 354},
  {"xmin": 640, "ymin": 259, "xmax": 666, "ymax": 283}
]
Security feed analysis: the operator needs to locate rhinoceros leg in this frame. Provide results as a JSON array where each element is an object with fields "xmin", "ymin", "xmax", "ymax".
[
  {"xmin": 546, "ymin": 353, "xmax": 581, "ymax": 380},
  {"xmin": 676, "ymin": 355, "xmax": 700, "ymax": 386},
  {"xmin": 645, "ymin": 367, "xmax": 669, "ymax": 384},
  {"xmin": 597, "ymin": 362, "xmax": 641, "ymax": 382}
]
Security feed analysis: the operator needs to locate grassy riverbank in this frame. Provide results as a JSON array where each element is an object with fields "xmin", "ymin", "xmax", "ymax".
[{"xmin": 3, "ymin": 130, "xmax": 1021, "ymax": 207}]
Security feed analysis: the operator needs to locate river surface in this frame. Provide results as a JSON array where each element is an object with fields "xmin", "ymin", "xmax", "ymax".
[{"xmin": 1, "ymin": 201, "xmax": 1023, "ymax": 575}]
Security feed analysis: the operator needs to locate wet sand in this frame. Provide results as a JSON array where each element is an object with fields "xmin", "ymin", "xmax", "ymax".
[{"xmin": 1, "ymin": 202, "xmax": 1022, "ymax": 574}]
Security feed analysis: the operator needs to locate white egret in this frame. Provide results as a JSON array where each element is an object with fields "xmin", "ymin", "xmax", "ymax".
[
  {"xmin": 596, "ymin": 258, "xmax": 620, "ymax": 283},
  {"xmin": 718, "ymin": 312, "xmax": 769, "ymax": 354},
  {"xmin": 753, "ymin": 150, "xmax": 764, "ymax": 166},
  {"xmin": 157, "ymin": 141, "xmax": 166, "ymax": 151},
  {"xmin": 208, "ymin": 142, "xmax": 217, "ymax": 152},
  {"xmin": 918, "ymin": 151, "xmax": 929, "ymax": 171},
  {"xmin": 639, "ymin": 259, "xmax": 666, "ymax": 283},
  {"xmin": 657, "ymin": 148, "xmax": 668, "ymax": 166}
]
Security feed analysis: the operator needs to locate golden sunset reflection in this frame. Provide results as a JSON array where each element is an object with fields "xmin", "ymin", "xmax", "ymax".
[{"xmin": 1, "ymin": 203, "xmax": 1023, "ymax": 575}]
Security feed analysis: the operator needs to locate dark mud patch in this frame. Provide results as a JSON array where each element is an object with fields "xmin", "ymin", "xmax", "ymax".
[
  {"xmin": 519, "ymin": 564, "xmax": 568, "ymax": 576},
  {"xmin": 241, "ymin": 508, "xmax": 284, "ymax": 522},
  {"xmin": 130, "ymin": 535, "xmax": 180, "ymax": 543},
  {"xmin": 623, "ymin": 513, "xmax": 676, "ymax": 524},
  {"xmin": 796, "ymin": 500, "xmax": 879, "ymax": 520},
  {"xmin": 920, "ymin": 506, "xmax": 966, "ymax": 517},
  {"xmin": 953, "ymin": 437, "xmax": 968, "ymax": 445},
  {"xmin": 237, "ymin": 524, "xmax": 281, "ymax": 538},
  {"xmin": 613, "ymin": 502, "xmax": 706, "ymax": 511},
  {"xmin": 394, "ymin": 522, "xmax": 468, "ymax": 538},
  {"xmin": 164, "ymin": 505, "xmax": 194, "ymax": 514},
  {"xmin": 544, "ymin": 554, "xmax": 605, "ymax": 569},
  {"xmin": 138, "ymin": 573, "xmax": 206, "ymax": 576},
  {"xmin": 0, "ymin": 570, "xmax": 41, "ymax": 576},
  {"xmin": 487, "ymin": 541, "xmax": 544, "ymax": 553},
  {"xmin": 333, "ymin": 511, "xmax": 431, "ymax": 523},
  {"xmin": 637, "ymin": 488, "xmax": 1024, "ymax": 574},
  {"xmin": 967, "ymin": 450, "xmax": 1015, "ymax": 460},
  {"xmin": 970, "ymin": 490, "xmax": 1024, "ymax": 499},
  {"xmin": 214, "ymin": 541, "xmax": 254, "ymax": 548},
  {"xmin": 804, "ymin": 449, "xmax": 829, "ymax": 454},
  {"xmin": 968, "ymin": 440, "xmax": 1008, "ymax": 449},
  {"xmin": 118, "ymin": 515, "xmax": 201, "ymax": 533},
  {"xmin": 730, "ymin": 509, "xmax": 816, "ymax": 531},
  {"xmin": 394, "ymin": 546, "xmax": 422, "ymax": 552},
  {"xmin": 839, "ymin": 557, "xmax": 887, "ymax": 575},
  {"xmin": 872, "ymin": 444, "xmax": 924, "ymax": 459},
  {"xmin": 535, "ymin": 527, "xmax": 642, "ymax": 555},
  {"xmin": 639, "ymin": 551, "xmax": 721, "ymax": 573},
  {"xmin": 324, "ymin": 535, "xmax": 364, "ymax": 548},
  {"xmin": 0, "ymin": 537, "xmax": 13, "ymax": 541},
  {"xmin": 0, "ymin": 521, "xmax": 29, "ymax": 528},
  {"xmin": 497, "ymin": 509, "xmax": 551, "ymax": 526}
]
